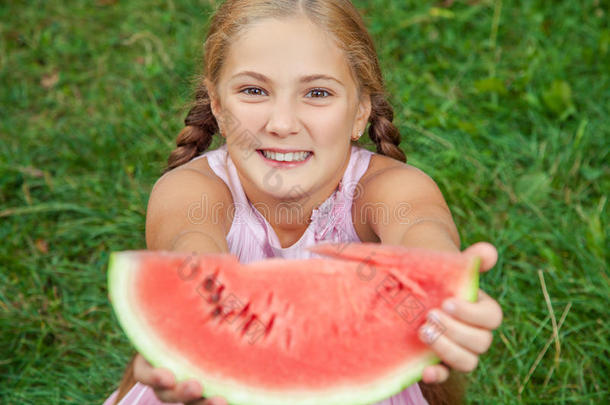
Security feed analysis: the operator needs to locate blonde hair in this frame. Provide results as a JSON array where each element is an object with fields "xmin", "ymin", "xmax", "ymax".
[{"xmin": 165, "ymin": 0, "xmax": 405, "ymax": 172}]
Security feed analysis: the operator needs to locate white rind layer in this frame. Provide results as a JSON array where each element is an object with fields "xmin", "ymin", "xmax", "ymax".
[{"xmin": 108, "ymin": 252, "xmax": 479, "ymax": 405}]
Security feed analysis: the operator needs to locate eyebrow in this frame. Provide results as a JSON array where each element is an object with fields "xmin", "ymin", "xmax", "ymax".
[{"xmin": 231, "ymin": 70, "xmax": 344, "ymax": 86}]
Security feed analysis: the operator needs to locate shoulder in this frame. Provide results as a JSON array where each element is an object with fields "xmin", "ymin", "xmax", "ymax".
[
  {"xmin": 146, "ymin": 155, "xmax": 234, "ymax": 251},
  {"xmin": 357, "ymin": 152, "xmax": 444, "ymax": 202},
  {"xmin": 150, "ymin": 156, "xmax": 233, "ymax": 209},
  {"xmin": 352, "ymin": 151, "xmax": 451, "ymax": 242}
]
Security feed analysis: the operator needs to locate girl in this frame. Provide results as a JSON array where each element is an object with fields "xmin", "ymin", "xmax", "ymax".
[{"xmin": 104, "ymin": 0, "xmax": 502, "ymax": 404}]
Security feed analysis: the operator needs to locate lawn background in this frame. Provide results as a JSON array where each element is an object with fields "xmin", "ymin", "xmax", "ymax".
[{"xmin": 1, "ymin": 0, "xmax": 608, "ymax": 403}]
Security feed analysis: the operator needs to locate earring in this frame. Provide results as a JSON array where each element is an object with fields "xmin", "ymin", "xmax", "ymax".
[{"xmin": 352, "ymin": 130, "xmax": 363, "ymax": 141}]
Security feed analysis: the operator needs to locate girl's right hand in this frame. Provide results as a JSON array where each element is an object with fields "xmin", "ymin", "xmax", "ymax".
[{"xmin": 133, "ymin": 353, "xmax": 228, "ymax": 405}]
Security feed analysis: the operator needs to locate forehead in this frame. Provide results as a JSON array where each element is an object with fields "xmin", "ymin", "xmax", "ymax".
[{"xmin": 220, "ymin": 16, "xmax": 357, "ymax": 88}]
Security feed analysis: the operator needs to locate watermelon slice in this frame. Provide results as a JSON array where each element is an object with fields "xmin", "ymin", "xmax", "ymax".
[{"xmin": 108, "ymin": 243, "xmax": 479, "ymax": 405}]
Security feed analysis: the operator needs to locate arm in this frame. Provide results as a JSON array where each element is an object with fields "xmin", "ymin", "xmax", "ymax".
[
  {"xmin": 360, "ymin": 164, "xmax": 460, "ymax": 252},
  {"xmin": 361, "ymin": 163, "xmax": 503, "ymax": 384},
  {"xmin": 146, "ymin": 167, "xmax": 232, "ymax": 254},
  {"xmin": 134, "ymin": 166, "xmax": 231, "ymax": 405}
]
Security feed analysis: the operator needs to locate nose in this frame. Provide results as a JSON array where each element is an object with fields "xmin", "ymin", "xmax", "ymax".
[{"xmin": 265, "ymin": 96, "xmax": 299, "ymax": 137}]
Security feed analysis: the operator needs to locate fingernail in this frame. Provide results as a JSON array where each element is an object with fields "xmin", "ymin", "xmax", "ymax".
[
  {"xmin": 189, "ymin": 383, "xmax": 201, "ymax": 396},
  {"xmin": 442, "ymin": 299, "xmax": 456, "ymax": 314},
  {"xmin": 419, "ymin": 323, "xmax": 434, "ymax": 344},
  {"xmin": 422, "ymin": 367, "xmax": 436, "ymax": 383},
  {"xmin": 156, "ymin": 375, "xmax": 168, "ymax": 387},
  {"xmin": 427, "ymin": 310, "xmax": 440, "ymax": 323}
]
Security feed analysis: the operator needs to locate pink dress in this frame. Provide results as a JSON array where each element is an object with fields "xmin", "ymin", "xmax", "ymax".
[{"xmin": 103, "ymin": 144, "xmax": 428, "ymax": 405}]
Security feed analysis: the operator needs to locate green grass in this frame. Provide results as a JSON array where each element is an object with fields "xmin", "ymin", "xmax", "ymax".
[{"xmin": 1, "ymin": 0, "xmax": 608, "ymax": 403}]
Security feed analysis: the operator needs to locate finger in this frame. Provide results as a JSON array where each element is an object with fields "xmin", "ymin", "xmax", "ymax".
[
  {"xmin": 428, "ymin": 310, "xmax": 493, "ymax": 354},
  {"xmin": 422, "ymin": 364, "xmax": 450, "ymax": 384},
  {"xmin": 419, "ymin": 324, "xmax": 479, "ymax": 373},
  {"xmin": 155, "ymin": 380, "xmax": 204, "ymax": 403},
  {"xmin": 442, "ymin": 290, "xmax": 503, "ymax": 330},
  {"xmin": 133, "ymin": 354, "xmax": 175, "ymax": 389},
  {"xmin": 462, "ymin": 242, "xmax": 497, "ymax": 272}
]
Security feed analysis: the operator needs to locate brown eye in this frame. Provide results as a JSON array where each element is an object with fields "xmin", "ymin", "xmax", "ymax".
[
  {"xmin": 307, "ymin": 89, "xmax": 330, "ymax": 98},
  {"xmin": 242, "ymin": 87, "xmax": 267, "ymax": 96}
]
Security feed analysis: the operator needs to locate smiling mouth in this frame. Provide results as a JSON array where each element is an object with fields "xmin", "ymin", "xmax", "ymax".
[{"xmin": 257, "ymin": 149, "xmax": 313, "ymax": 162}]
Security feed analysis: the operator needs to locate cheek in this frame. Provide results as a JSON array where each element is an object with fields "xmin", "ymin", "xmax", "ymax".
[
  {"xmin": 224, "ymin": 102, "xmax": 267, "ymax": 135},
  {"xmin": 302, "ymin": 104, "xmax": 352, "ymax": 145}
]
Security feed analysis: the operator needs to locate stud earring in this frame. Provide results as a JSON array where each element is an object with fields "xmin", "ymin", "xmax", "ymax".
[{"xmin": 352, "ymin": 130, "xmax": 363, "ymax": 141}]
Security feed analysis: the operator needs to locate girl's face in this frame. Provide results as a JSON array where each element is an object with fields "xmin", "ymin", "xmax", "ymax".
[{"xmin": 209, "ymin": 16, "xmax": 371, "ymax": 202}]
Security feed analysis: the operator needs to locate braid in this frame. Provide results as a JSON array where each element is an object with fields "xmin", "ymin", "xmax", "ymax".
[
  {"xmin": 368, "ymin": 93, "xmax": 406, "ymax": 163},
  {"xmin": 420, "ymin": 372, "xmax": 466, "ymax": 405},
  {"xmin": 164, "ymin": 83, "xmax": 219, "ymax": 173}
]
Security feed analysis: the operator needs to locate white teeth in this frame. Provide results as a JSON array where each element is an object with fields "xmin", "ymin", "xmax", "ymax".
[{"xmin": 261, "ymin": 150, "xmax": 311, "ymax": 162}]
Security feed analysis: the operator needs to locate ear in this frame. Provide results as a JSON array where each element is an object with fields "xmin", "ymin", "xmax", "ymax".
[
  {"xmin": 353, "ymin": 92, "xmax": 372, "ymax": 139},
  {"xmin": 204, "ymin": 78, "xmax": 224, "ymax": 135}
]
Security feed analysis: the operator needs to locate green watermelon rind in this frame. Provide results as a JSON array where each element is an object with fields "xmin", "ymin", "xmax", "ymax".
[
  {"xmin": 108, "ymin": 252, "xmax": 480, "ymax": 405},
  {"xmin": 463, "ymin": 256, "xmax": 481, "ymax": 302}
]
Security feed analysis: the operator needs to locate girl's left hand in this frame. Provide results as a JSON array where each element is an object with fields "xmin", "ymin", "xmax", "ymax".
[{"xmin": 419, "ymin": 242, "xmax": 503, "ymax": 383}]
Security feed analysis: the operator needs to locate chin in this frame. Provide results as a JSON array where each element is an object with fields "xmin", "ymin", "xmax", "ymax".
[{"xmin": 260, "ymin": 178, "xmax": 312, "ymax": 201}]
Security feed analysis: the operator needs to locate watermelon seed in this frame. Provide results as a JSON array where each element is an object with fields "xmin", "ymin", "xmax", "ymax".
[
  {"xmin": 210, "ymin": 285, "xmax": 225, "ymax": 303},
  {"xmin": 203, "ymin": 276, "xmax": 215, "ymax": 291},
  {"xmin": 241, "ymin": 314, "xmax": 257, "ymax": 334},
  {"xmin": 266, "ymin": 292, "xmax": 274, "ymax": 308},
  {"xmin": 221, "ymin": 307, "xmax": 236, "ymax": 322},
  {"xmin": 376, "ymin": 274, "xmax": 404, "ymax": 304},
  {"xmin": 264, "ymin": 314, "xmax": 276, "ymax": 337},
  {"xmin": 388, "ymin": 270, "xmax": 427, "ymax": 298},
  {"xmin": 238, "ymin": 302, "xmax": 251, "ymax": 318},
  {"xmin": 241, "ymin": 314, "xmax": 266, "ymax": 344},
  {"xmin": 211, "ymin": 305, "xmax": 222, "ymax": 317}
]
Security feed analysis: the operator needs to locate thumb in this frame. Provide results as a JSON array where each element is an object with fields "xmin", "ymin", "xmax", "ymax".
[{"xmin": 462, "ymin": 241, "xmax": 498, "ymax": 272}]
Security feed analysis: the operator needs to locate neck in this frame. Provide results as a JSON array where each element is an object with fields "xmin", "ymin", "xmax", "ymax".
[{"xmin": 238, "ymin": 150, "xmax": 351, "ymax": 248}]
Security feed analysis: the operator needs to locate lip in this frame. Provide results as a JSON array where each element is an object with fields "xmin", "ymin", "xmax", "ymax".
[
  {"xmin": 258, "ymin": 148, "xmax": 313, "ymax": 154},
  {"xmin": 257, "ymin": 149, "xmax": 313, "ymax": 169}
]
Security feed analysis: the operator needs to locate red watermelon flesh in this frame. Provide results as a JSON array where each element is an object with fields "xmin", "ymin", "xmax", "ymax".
[{"xmin": 108, "ymin": 243, "xmax": 479, "ymax": 405}]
